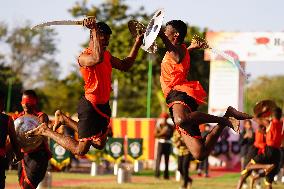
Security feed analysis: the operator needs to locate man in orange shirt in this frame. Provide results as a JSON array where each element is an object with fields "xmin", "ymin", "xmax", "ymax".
[
  {"xmin": 12, "ymin": 90, "xmax": 51, "ymax": 189},
  {"xmin": 157, "ymin": 20, "xmax": 252, "ymax": 161},
  {"xmin": 236, "ymin": 124, "xmax": 266, "ymax": 189},
  {"xmin": 240, "ymin": 107, "xmax": 283, "ymax": 189},
  {"xmin": 27, "ymin": 17, "xmax": 143, "ymax": 156}
]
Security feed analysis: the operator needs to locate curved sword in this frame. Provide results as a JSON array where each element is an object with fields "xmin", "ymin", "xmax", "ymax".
[{"xmin": 31, "ymin": 20, "xmax": 83, "ymax": 30}]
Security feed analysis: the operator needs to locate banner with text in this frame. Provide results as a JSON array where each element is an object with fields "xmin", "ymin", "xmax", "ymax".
[{"xmin": 205, "ymin": 32, "xmax": 284, "ymax": 61}]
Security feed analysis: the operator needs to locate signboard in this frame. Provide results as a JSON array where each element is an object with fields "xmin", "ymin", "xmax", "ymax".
[
  {"xmin": 85, "ymin": 145, "xmax": 104, "ymax": 162},
  {"xmin": 50, "ymin": 139, "xmax": 71, "ymax": 170},
  {"xmin": 205, "ymin": 32, "xmax": 284, "ymax": 61},
  {"xmin": 105, "ymin": 137, "xmax": 124, "ymax": 159},
  {"xmin": 208, "ymin": 60, "xmax": 241, "ymax": 115},
  {"xmin": 127, "ymin": 138, "xmax": 143, "ymax": 159}
]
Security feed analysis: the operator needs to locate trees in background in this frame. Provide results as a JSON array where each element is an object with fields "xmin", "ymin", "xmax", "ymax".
[
  {"xmin": 245, "ymin": 76, "xmax": 284, "ymax": 114},
  {"xmin": 0, "ymin": 0, "xmax": 209, "ymax": 117},
  {"xmin": 68, "ymin": 0, "xmax": 209, "ymax": 117},
  {"xmin": 1, "ymin": 22, "xmax": 58, "ymax": 88},
  {"xmin": 0, "ymin": 21, "xmax": 84, "ymax": 115},
  {"xmin": 6, "ymin": 1, "xmax": 283, "ymax": 117}
]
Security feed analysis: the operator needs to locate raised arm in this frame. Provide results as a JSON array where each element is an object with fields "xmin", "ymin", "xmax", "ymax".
[
  {"xmin": 158, "ymin": 27, "xmax": 178, "ymax": 53},
  {"xmin": 79, "ymin": 17, "xmax": 104, "ymax": 67},
  {"xmin": 158, "ymin": 27, "xmax": 184, "ymax": 63},
  {"xmin": 111, "ymin": 33, "xmax": 143, "ymax": 71},
  {"xmin": 187, "ymin": 37, "xmax": 208, "ymax": 53}
]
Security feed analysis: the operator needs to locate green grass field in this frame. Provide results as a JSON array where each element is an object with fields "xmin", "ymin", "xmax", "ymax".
[{"xmin": 5, "ymin": 170, "xmax": 284, "ymax": 189}]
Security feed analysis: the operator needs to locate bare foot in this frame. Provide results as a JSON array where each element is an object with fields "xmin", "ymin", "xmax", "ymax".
[
  {"xmin": 53, "ymin": 110, "xmax": 64, "ymax": 131},
  {"xmin": 227, "ymin": 117, "xmax": 240, "ymax": 133},
  {"xmin": 224, "ymin": 106, "xmax": 253, "ymax": 120},
  {"xmin": 25, "ymin": 123, "xmax": 48, "ymax": 137}
]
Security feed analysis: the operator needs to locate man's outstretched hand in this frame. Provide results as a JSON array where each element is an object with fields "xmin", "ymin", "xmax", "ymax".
[{"xmin": 83, "ymin": 16, "xmax": 97, "ymax": 29}]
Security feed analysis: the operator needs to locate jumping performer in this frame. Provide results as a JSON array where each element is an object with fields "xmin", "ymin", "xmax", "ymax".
[
  {"xmin": 157, "ymin": 20, "xmax": 252, "ymax": 161},
  {"xmin": 27, "ymin": 17, "xmax": 144, "ymax": 155}
]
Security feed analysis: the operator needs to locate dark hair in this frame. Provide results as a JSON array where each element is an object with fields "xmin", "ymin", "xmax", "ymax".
[
  {"xmin": 97, "ymin": 22, "xmax": 112, "ymax": 35},
  {"xmin": 166, "ymin": 20, "xmax": 187, "ymax": 43},
  {"xmin": 273, "ymin": 107, "xmax": 282, "ymax": 120},
  {"xmin": 23, "ymin": 90, "xmax": 38, "ymax": 99}
]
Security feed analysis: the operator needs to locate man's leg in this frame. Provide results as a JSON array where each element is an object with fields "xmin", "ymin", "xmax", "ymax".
[
  {"xmin": 204, "ymin": 157, "xmax": 209, "ymax": 177},
  {"xmin": 172, "ymin": 104, "xmax": 234, "ymax": 129},
  {"xmin": 197, "ymin": 161, "xmax": 202, "ymax": 176},
  {"xmin": 53, "ymin": 110, "xmax": 78, "ymax": 132},
  {"xmin": 163, "ymin": 144, "xmax": 171, "ymax": 179},
  {"xmin": 246, "ymin": 162, "xmax": 275, "ymax": 174},
  {"xmin": 155, "ymin": 143, "xmax": 163, "ymax": 178},
  {"xmin": 172, "ymin": 104, "xmax": 241, "ymax": 160},
  {"xmin": 236, "ymin": 170, "xmax": 253, "ymax": 189},
  {"xmin": 250, "ymin": 171, "xmax": 264, "ymax": 189},
  {"xmin": 178, "ymin": 155, "xmax": 184, "ymax": 176},
  {"xmin": 182, "ymin": 153, "xmax": 192, "ymax": 188},
  {"xmin": 224, "ymin": 106, "xmax": 252, "ymax": 120},
  {"xmin": 180, "ymin": 125, "xmax": 227, "ymax": 160},
  {"xmin": 27, "ymin": 123, "xmax": 91, "ymax": 155}
]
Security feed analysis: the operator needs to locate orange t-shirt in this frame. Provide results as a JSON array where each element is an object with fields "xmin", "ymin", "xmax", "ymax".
[
  {"xmin": 160, "ymin": 45, "xmax": 207, "ymax": 104},
  {"xmin": 266, "ymin": 118, "xmax": 283, "ymax": 148},
  {"xmin": 254, "ymin": 129, "xmax": 266, "ymax": 151},
  {"xmin": 78, "ymin": 48, "xmax": 112, "ymax": 105}
]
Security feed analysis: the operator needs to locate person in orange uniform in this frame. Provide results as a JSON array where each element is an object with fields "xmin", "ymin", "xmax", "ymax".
[
  {"xmin": 236, "ymin": 124, "xmax": 266, "ymax": 189},
  {"xmin": 12, "ymin": 90, "xmax": 51, "ymax": 189},
  {"xmin": 157, "ymin": 19, "xmax": 252, "ymax": 161},
  {"xmin": 240, "ymin": 107, "xmax": 283, "ymax": 189},
  {"xmin": 0, "ymin": 92, "xmax": 22, "ymax": 189},
  {"xmin": 27, "ymin": 17, "xmax": 144, "ymax": 156}
]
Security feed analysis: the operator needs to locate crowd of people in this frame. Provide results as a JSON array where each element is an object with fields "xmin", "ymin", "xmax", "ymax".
[{"xmin": 0, "ymin": 16, "xmax": 283, "ymax": 189}]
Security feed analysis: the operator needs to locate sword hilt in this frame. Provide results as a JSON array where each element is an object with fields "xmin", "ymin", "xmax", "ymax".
[
  {"xmin": 192, "ymin": 35, "xmax": 211, "ymax": 49},
  {"xmin": 82, "ymin": 16, "xmax": 97, "ymax": 29}
]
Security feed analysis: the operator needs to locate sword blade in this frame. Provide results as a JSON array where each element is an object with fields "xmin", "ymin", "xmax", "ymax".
[
  {"xmin": 31, "ymin": 20, "xmax": 83, "ymax": 30},
  {"xmin": 210, "ymin": 48, "xmax": 248, "ymax": 79}
]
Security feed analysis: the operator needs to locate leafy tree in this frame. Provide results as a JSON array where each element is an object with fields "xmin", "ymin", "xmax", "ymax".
[
  {"xmin": 38, "ymin": 70, "xmax": 84, "ymax": 115},
  {"xmin": 245, "ymin": 76, "xmax": 284, "ymax": 114},
  {"xmin": 69, "ymin": 0, "xmax": 209, "ymax": 117},
  {"xmin": 0, "ymin": 63, "xmax": 23, "ymax": 112},
  {"xmin": 0, "ymin": 22, "xmax": 58, "ymax": 88}
]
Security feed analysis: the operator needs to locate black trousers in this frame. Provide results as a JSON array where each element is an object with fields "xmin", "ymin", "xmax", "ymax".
[
  {"xmin": 178, "ymin": 153, "xmax": 192, "ymax": 187},
  {"xmin": 0, "ymin": 157, "xmax": 6, "ymax": 189},
  {"xmin": 155, "ymin": 142, "xmax": 171, "ymax": 179},
  {"xmin": 253, "ymin": 146, "xmax": 281, "ymax": 183},
  {"xmin": 198, "ymin": 156, "xmax": 209, "ymax": 175},
  {"xmin": 18, "ymin": 150, "xmax": 49, "ymax": 188}
]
